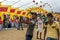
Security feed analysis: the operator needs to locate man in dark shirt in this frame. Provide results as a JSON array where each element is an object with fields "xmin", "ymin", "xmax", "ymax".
[
  {"xmin": 25, "ymin": 12, "xmax": 37, "ymax": 40},
  {"xmin": 19, "ymin": 16, "xmax": 24, "ymax": 30}
]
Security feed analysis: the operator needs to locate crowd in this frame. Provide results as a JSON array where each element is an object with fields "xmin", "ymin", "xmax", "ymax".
[
  {"xmin": 0, "ymin": 14, "xmax": 28, "ymax": 30},
  {"xmin": 0, "ymin": 12, "xmax": 60, "ymax": 40},
  {"xmin": 25, "ymin": 12, "xmax": 59, "ymax": 40}
]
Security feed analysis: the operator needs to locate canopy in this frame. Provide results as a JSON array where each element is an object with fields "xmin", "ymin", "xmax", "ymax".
[{"xmin": 0, "ymin": 0, "xmax": 60, "ymax": 12}]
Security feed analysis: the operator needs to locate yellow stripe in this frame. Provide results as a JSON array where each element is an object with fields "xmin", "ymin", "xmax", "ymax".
[{"xmin": 0, "ymin": 2, "xmax": 1, "ymax": 6}]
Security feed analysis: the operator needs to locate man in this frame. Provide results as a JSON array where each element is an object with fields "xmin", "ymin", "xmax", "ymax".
[
  {"xmin": 15, "ymin": 16, "xmax": 20, "ymax": 30},
  {"xmin": 42, "ymin": 15, "xmax": 47, "ymax": 23},
  {"xmin": 44, "ymin": 13, "xmax": 59, "ymax": 40},
  {"xmin": 0, "ymin": 17, "xmax": 3, "ymax": 31},
  {"xmin": 4, "ymin": 14, "xmax": 10, "ymax": 28},
  {"xmin": 19, "ymin": 16, "xmax": 24, "ymax": 30},
  {"xmin": 37, "ymin": 13, "xmax": 43, "ymax": 39},
  {"xmin": 3, "ymin": 14, "xmax": 6, "ymax": 28},
  {"xmin": 25, "ymin": 12, "xmax": 37, "ymax": 40}
]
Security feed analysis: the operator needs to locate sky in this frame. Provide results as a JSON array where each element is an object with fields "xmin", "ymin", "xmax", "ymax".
[{"xmin": 0, "ymin": 0, "xmax": 60, "ymax": 13}]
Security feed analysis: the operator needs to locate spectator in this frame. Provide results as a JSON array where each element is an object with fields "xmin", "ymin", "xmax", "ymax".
[
  {"xmin": 0, "ymin": 17, "xmax": 3, "ymax": 31},
  {"xmin": 19, "ymin": 16, "xmax": 24, "ymax": 30},
  {"xmin": 25, "ymin": 12, "xmax": 37, "ymax": 40},
  {"xmin": 37, "ymin": 13, "xmax": 43, "ymax": 39},
  {"xmin": 44, "ymin": 13, "xmax": 59, "ymax": 40}
]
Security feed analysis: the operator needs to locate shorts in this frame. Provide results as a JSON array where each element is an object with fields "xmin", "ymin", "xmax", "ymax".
[
  {"xmin": 37, "ymin": 28, "xmax": 43, "ymax": 32},
  {"xmin": 37, "ymin": 26, "xmax": 43, "ymax": 32}
]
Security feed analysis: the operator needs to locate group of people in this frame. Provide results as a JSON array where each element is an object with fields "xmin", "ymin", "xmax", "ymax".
[
  {"xmin": 25, "ymin": 12, "xmax": 59, "ymax": 40},
  {"xmin": 0, "ymin": 12, "xmax": 59, "ymax": 40},
  {"xmin": 0, "ymin": 14, "xmax": 28, "ymax": 30}
]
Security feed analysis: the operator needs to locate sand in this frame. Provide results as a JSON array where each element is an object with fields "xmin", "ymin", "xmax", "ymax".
[{"xmin": 0, "ymin": 28, "xmax": 60, "ymax": 40}]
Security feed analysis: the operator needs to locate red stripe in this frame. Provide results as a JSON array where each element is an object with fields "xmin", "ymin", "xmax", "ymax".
[
  {"xmin": 10, "ymin": 9, "xmax": 15, "ymax": 13},
  {"xmin": 22, "ymin": 12, "xmax": 26, "ymax": 15},
  {"xmin": 17, "ymin": 11, "xmax": 21, "ymax": 14},
  {"xmin": 0, "ymin": 7, "xmax": 8, "ymax": 12}
]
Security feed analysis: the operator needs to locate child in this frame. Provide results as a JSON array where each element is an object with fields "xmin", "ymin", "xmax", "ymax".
[{"xmin": 37, "ymin": 13, "xmax": 43, "ymax": 39}]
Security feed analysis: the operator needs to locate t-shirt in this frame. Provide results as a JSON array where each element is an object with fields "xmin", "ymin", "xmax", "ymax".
[
  {"xmin": 42, "ymin": 16, "xmax": 47, "ymax": 23},
  {"xmin": 26, "ymin": 19, "xmax": 36, "ymax": 37},
  {"xmin": 37, "ymin": 17, "xmax": 43, "ymax": 30},
  {"xmin": 45, "ymin": 21, "xmax": 59, "ymax": 39}
]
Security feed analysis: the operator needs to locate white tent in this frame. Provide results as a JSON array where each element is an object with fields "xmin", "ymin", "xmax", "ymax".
[{"xmin": 0, "ymin": 0, "xmax": 60, "ymax": 12}]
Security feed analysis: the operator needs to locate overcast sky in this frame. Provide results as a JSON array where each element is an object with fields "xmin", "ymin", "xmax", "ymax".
[{"xmin": 0, "ymin": 0, "xmax": 60, "ymax": 12}]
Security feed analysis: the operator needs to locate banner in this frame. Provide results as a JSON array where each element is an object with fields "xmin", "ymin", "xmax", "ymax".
[{"xmin": 9, "ymin": 8, "xmax": 18, "ymax": 20}]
